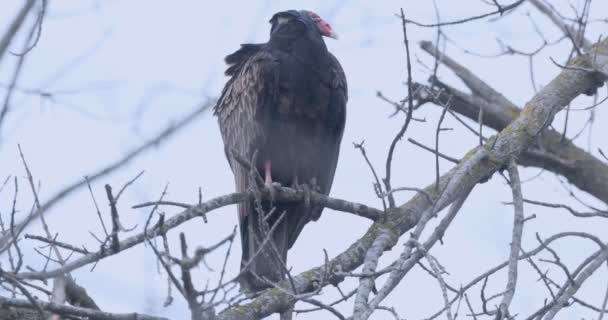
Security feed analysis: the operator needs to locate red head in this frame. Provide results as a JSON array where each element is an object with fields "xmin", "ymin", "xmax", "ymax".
[
  {"xmin": 304, "ymin": 11, "xmax": 338, "ymax": 40},
  {"xmin": 270, "ymin": 10, "xmax": 339, "ymax": 40}
]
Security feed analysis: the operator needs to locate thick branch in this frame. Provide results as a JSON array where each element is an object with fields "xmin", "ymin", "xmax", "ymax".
[
  {"xmin": 353, "ymin": 228, "xmax": 393, "ymax": 319},
  {"xmin": 14, "ymin": 187, "xmax": 381, "ymax": 281},
  {"xmin": 420, "ymin": 40, "xmax": 515, "ymax": 108},
  {"xmin": 0, "ymin": 296, "xmax": 167, "ymax": 320},
  {"xmin": 218, "ymin": 37, "xmax": 608, "ymax": 320},
  {"xmin": 417, "ymin": 41, "xmax": 608, "ymax": 204}
]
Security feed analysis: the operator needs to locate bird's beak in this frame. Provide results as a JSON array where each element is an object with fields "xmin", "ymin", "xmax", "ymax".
[{"xmin": 327, "ymin": 30, "xmax": 339, "ymax": 40}]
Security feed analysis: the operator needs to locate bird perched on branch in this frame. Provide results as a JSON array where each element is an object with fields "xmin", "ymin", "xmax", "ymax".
[{"xmin": 214, "ymin": 10, "xmax": 347, "ymax": 292}]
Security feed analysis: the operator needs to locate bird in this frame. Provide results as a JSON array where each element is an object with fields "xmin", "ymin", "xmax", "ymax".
[{"xmin": 214, "ymin": 10, "xmax": 347, "ymax": 292}]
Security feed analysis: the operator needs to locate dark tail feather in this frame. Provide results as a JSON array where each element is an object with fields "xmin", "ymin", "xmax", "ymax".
[{"xmin": 239, "ymin": 201, "xmax": 290, "ymax": 292}]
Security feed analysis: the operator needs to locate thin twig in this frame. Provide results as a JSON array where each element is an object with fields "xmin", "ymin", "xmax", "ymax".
[{"xmin": 383, "ymin": 8, "xmax": 416, "ymax": 209}]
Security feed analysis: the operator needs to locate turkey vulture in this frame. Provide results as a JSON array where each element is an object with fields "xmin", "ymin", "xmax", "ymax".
[{"xmin": 214, "ymin": 10, "xmax": 347, "ymax": 292}]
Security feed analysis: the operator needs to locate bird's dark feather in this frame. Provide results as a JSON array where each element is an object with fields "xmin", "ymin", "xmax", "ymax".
[
  {"xmin": 223, "ymin": 43, "xmax": 264, "ymax": 77},
  {"xmin": 215, "ymin": 10, "xmax": 347, "ymax": 292}
]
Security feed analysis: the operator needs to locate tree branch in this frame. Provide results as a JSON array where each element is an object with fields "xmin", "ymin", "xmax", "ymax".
[
  {"xmin": 0, "ymin": 296, "xmax": 168, "ymax": 320},
  {"xmin": 218, "ymin": 36, "xmax": 608, "ymax": 320},
  {"xmin": 0, "ymin": 0, "xmax": 36, "ymax": 62},
  {"xmin": 0, "ymin": 101, "xmax": 213, "ymax": 251},
  {"xmin": 416, "ymin": 41, "xmax": 608, "ymax": 204}
]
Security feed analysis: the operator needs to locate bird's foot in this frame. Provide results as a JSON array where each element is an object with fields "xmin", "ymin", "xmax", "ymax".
[
  {"xmin": 292, "ymin": 181, "xmax": 311, "ymax": 208},
  {"xmin": 265, "ymin": 181, "xmax": 281, "ymax": 203},
  {"xmin": 309, "ymin": 177, "xmax": 321, "ymax": 193},
  {"xmin": 302, "ymin": 184, "xmax": 311, "ymax": 208}
]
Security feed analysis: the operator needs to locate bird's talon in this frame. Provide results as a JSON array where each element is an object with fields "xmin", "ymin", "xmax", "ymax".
[
  {"xmin": 264, "ymin": 182, "xmax": 281, "ymax": 203},
  {"xmin": 302, "ymin": 184, "xmax": 311, "ymax": 208},
  {"xmin": 310, "ymin": 178, "xmax": 321, "ymax": 193}
]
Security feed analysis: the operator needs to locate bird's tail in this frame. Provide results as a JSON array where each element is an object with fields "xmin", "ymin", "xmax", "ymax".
[{"xmin": 239, "ymin": 200, "xmax": 290, "ymax": 293}]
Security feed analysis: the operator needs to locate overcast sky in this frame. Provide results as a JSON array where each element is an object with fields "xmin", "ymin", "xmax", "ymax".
[{"xmin": 1, "ymin": 1, "xmax": 608, "ymax": 319}]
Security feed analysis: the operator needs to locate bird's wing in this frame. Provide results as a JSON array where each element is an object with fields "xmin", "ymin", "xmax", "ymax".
[
  {"xmin": 318, "ymin": 51, "xmax": 348, "ymax": 198},
  {"xmin": 215, "ymin": 47, "xmax": 280, "ymax": 239},
  {"xmin": 215, "ymin": 47, "xmax": 278, "ymax": 179},
  {"xmin": 286, "ymin": 52, "xmax": 348, "ymax": 247}
]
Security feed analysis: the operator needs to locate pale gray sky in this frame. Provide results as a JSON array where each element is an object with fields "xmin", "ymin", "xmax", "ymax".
[{"xmin": 1, "ymin": 1, "xmax": 607, "ymax": 319}]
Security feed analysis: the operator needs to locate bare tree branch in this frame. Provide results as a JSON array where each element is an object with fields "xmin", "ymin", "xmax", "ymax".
[
  {"xmin": 528, "ymin": 0, "xmax": 592, "ymax": 49},
  {"xmin": 416, "ymin": 41, "xmax": 608, "ymax": 204},
  {"xmin": 0, "ymin": 295, "xmax": 168, "ymax": 320},
  {"xmin": 0, "ymin": 0, "xmax": 36, "ymax": 62},
  {"xmin": 496, "ymin": 160, "xmax": 525, "ymax": 319},
  {"xmin": 0, "ymin": 101, "xmax": 214, "ymax": 251},
  {"xmin": 217, "ymin": 35, "xmax": 608, "ymax": 320}
]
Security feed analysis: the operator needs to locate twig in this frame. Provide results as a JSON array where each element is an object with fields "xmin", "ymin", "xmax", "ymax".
[
  {"xmin": 408, "ymin": 138, "xmax": 459, "ymax": 163},
  {"xmin": 362, "ymin": 188, "xmax": 472, "ymax": 319},
  {"xmin": 520, "ymin": 198, "xmax": 608, "ymax": 218},
  {"xmin": 542, "ymin": 243, "xmax": 608, "ymax": 319},
  {"xmin": 383, "ymin": 8, "xmax": 416, "ymax": 209},
  {"xmin": 0, "ymin": 0, "xmax": 36, "ymax": 61},
  {"xmin": 402, "ymin": 0, "xmax": 525, "ymax": 27},
  {"xmin": 528, "ymin": 0, "xmax": 591, "ymax": 49},
  {"xmin": 0, "ymin": 295, "xmax": 168, "ymax": 320},
  {"xmin": 0, "ymin": 268, "xmax": 45, "ymax": 318},
  {"xmin": 9, "ymin": 177, "xmax": 23, "ymax": 272},
  {"xmin": 496, "ymin": 160, "xmax": 524, "ymax": 319},
  {"xmin": 411, "ymin": 240, "xmax": 453, "ymax": 320},
  {"xmin": 115, "ymin": 170, "xmax": 145, "ymax": 202},
  {"xmin": 599, "ymin": 276, "xmax": 608, "ymax": 320},
  {"xmin": 0, "ymin": 102, "xmax": 213, "ymax": 249},
  {"xmin": 0, "ymin": 3, "xmax": 40, "ymax": 138},
  {"xmin": 354, "ymin": 141, "xmax": 387, "ymax": 214},
  {"xmin": 85, "ymin": 176, "xmax": 109, "ymax": 237},
  {"xmin": 18, "ymin": 144, "xmax": 68, "ymax": 268},
  {"xmin": 25, "ymin": 234, "xmax": 89, "ymax": 255},
  {"xmin": 179, "ymin": 233, "xmax": 203, "ymax": 320},
  {"xmin": 104, "ymin": 185, "xmax": 121, "ymax": 253},
  {"xmin": 435, "ymin": 96, "xmax": 452, "ymax": 190},
  {"xmin": 10, "ymin": 0, "xmax": 47, "ymax": 57}
]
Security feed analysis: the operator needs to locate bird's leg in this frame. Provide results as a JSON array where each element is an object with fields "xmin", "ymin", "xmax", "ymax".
[
  {"xmin": 264, "ymin": 160, "xmax": 273, "ymax": 186},
  {"xmin": 292, "ymin": 174, "xmax": 311, "ymax": 208},
  {"xmin": 264, "ymin": 160, "xmax": 280, "ymax": 202}
]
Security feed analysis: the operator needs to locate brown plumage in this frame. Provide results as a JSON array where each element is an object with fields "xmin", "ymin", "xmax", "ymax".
[{"xmin": 214, "ymin": 10, "xmax": 347, "ymax": 292}]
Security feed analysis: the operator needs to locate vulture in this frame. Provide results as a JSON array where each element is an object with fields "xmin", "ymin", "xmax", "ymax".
[{"xmin": 214, "ymin": 10, "xmax": 347, "ymax": 292}]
